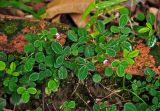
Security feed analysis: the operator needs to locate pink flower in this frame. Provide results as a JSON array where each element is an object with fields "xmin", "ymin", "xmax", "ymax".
[
  {"xmin": 55, "ymin": 33, "xmax": 60, "ymax": 39},
  {"xmin": 103, "ymin": 59, "xmax": 109, "ymax": 65}
]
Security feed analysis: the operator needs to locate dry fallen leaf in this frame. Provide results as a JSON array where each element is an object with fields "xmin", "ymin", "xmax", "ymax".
[
  {"xmin": 70, "ymin": 13, "xmax": 90, "ymax": 27},
  {"xmin": 42, "ymin": 0, "xmax": 94, "ymax": 27}
]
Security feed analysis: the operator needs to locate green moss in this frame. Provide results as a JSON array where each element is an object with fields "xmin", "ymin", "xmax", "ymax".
[
  {"xmin": 22, "ymin": 20, "xmax": 35, "ymax": 27},
  {"xmin": 150, "ymin": 46, "xmax": 160, "ymax": 67},
  {"xmin": 4, "ymin": 23, "xmax": 17, "ymax": 35}
]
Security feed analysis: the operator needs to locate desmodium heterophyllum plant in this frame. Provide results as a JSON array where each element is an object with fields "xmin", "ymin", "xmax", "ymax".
[{"xmin": 0, "ymin": 4, "xmax": 160, "ymax": 110}]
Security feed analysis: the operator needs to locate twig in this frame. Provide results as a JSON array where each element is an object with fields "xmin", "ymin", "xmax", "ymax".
[
  {"xmin": 42, "ymin": 84, "xmax": 45, "ymax": 111},
  {"xmin": 71, "ymin": 80, "xmax": 80, "ymax": 96},
  {"xmin": 85, "ymin": 80, "xmax": 95, "ymax": 101},
  {"xmin": 13, "ymin": 105, "xmax": 16, "ymax": 111},
  {"xmin": 50, "ymin": 95, "xmax": 58, "ymax": 111},
  {"xmin": 76, "ymin": 93, "xmax": 91, "ymax": 110},
  {"xmin": 3, "ymin": 108, "xmax": 13, "ymax": 111},
  {"xmin": 100, "ymin": 83, "xmax": 124, "ymax": 100}
]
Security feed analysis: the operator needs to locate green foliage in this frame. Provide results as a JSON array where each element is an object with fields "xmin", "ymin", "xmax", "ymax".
[
  {"xmin": 93, "ymin": 102, "xmax": 117, "ymax": 111},
  {"xmin": 0, "ymin": 3, "xmax": 160, "ymax": 110},
  {"xmin": 136, "ymin": 12, "xmax": 157, "ymax": 47},
  {"xmin": 62, "ymin": 101, "xmax": 76, "ymax": 111},
  {"xmin": 92, "ymin": 73, "xmax": 102, "ymax": 83},
  {"xmin": 0, "ymin": 98, "xmax": 6, "ymax": 110},
  {"xmin": 123, "ymin": 102, "xmax": 137, "ymax": 111},
  {"xmin": 0, "ymin": 0, "xmax": 45, "ymax": 19},
  {"xmin": 17, "ymin": 87, "xmax": 37, "ymax": 103},
  {"xmin": 0, "ymin": 61, "xmax": 6, "ymax": 71},
  {"xmin": 82, "ymin": 0, "xmax": 127, "ymax": 27}
]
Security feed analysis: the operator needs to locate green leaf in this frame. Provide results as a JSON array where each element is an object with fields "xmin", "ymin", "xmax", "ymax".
[
  {"xmin": 78, "ymin": 36, "xmax": 87, "ymax": 44},
  {"xmin": 78, "ymin": 66, "xmax": 88, "ymax": 80},
  {"xmin": 116, "ymin": 65, "xmax": 125, "ymax": 77},
  {"xmin": 98, "ymin": 102, "xmax": 106, "ymax": 109},
  {"xmin": 12, "ymin": 72, "xmax": 20, "ymax": 76},
  {"xmin": 10, "ymin": 62, "xmax": 16, "ymax": 72},
  {"xmin": 111, "ymin": 60, "xmax": 120, "ymax": 67},
  {"xmin": 0, "ymin": 98, "xmax": 6, "ymax": 110},
  {"xmin": 126, "ymin": 74, "xmax": 132, "ymax": 80},
  {"xmin": 68, "ymin": 101, "xmax": 76, "ymax": 108},
  {"xmin": 84, "ymin": 45, "xmax": 94, "ymax": 57},
  {"xmin": 0, "ymin": 52, "xmax": 7, "ymax": 61},
  {"xmin": 17, "ymin": 87, "xmax": 26, "ymax": 94},
  {"xmin": 24, "ymin": 43, "xmax": 35, "ymax": 53},
  {"xmin": 71, "ymin": 47, "xmax": 78, "ymax": 56},
  {"xmin": 51, "ymin": 41, "xmax": 63, "ymax": 54},
  {"xmin": 86, "ymin": 62, "xmax": 95, "ymax": 71},
  {"xmin": 39, "ymin": 63, "xmax": 46, "ymax": 70},
  {"xmin": 94, "ymin": 20, "xmax": 105, "ymax": 33},
  {"xmin": 36, "ymin": 107, "xmax": 43, "ymax": 111},
  {"xmin": 63, "ymin": 46, "xmax": 71, "ymax": 56},
  {"xmin": 103, "ymin": 15, "xmax": 115, "ymax": 24},
  {"xmin": 50, "ymin": 28, "xmax": 57, "ymax": 34},
  {"xmin": 29, "ymin": 72, "xmax": 39, "ymax": 81},
  {"xmin": 11, "ymin": 93, "xmax": 21, "ymax": 105},
  {"xmin": 144, "ymin": 67, "xmax": 156, "ymax": 76},
  {"xmin": 120, "ymin": 7, "xmax": 130, "ymax": 15},
  {"xmin": 96, "ymin": 0, "xmax": 127, "ymax": 10},
  {"xmin": 48, "ymin": 80, "xmax": 59, "ymax": 91},
  {"xmin": 45, "ymin": 56, "xmax": 53, "ymax": 67},
  {"xmin": 35, "ymin": 52, "xmax": 45, "ymax": 63},
  {"xmin": 152, "ymin": 97, "xmax": 158, "ymax": 105},
  {"xmin": 78, "ymin": 28, "xmax": 87, "ymax": 37},
  {"xmin": 92, "ymin": 74, "xmax": 102, "ymax": 83},
  {"xmin": 146, "ymin": 23, "xmax": 152, "ymax": 29},
  {"xmin": 24, "ymin": 62, "xmax": 33, "ymax": 72},
  {"xmin": 106, "ymin": 39, "xmax": 118, "ymax": 47},
  {"xmin": 25, "ymin": 33, "xmax": 34, "ymax": 41},
  {"xmin": 147, "ymin": 35, "xmax": 157, "ymax": 47},
  {"xmin": 123, "ymin": 102, "xmax": 137, "ymax": 111},
  {"xmin": 137, "ymin": 12, "xmax": 145, "ymax": 21},
  {"xmin": 110, "ymin": 26, "xmax": 120, "ymax": 33},
  {"xmin": 106, "ymin": 48, "xmax": 116, "ymax": 57},
  {"xmin": 138, "ymin": 27, "xmax": 150, "ymax": 33},
  {"xmin": 119, "ymin": 14, "xmax": 128, "ymax": 27},
  {"xmin": 82, "ymin": 1, "xmax": 95, "ymax": 19},
  {"xmin": 125, "ymin": 58, "xmax": 134, "ymax": 64},
  {"xmin": 76, "ymin": 57, "xmax": 86, "ymax": 65},
  {"xmin": 22, "ymin": 91, "xmax": 30, "ymax": 103},
  {"xmin": 123, "ymin": 49, "xmax": 129, "ymax": 58},
  {"xmin": 146, "ymin": 13, "xmax": 155, "ymax": 25},
  {"xmin": 56, "ymin": 55, "xmax": 64, "ymax": 66},
  {"xmin": 118, "ymin": 35, "xmax": 128, "ymax": 43},
  {"xmin": 128, "ymin": 50, "xmax": 139, "ymax": 58},
  {"xmin": 0, "ymin": 61, "xmax": 6, "ymax": 71},
  {"xmin": 67, "ymin": 30, "xmax": 78, "ymax": 42},
  {"xmin": 120, "ymin": 60, "xmax": 128, "ymax": 67},
  {"xmin": 45, "ymin": 87, "xmax": 51, "ymax": 95},
  {"xmin": 34, "ymin": 40, "xmax": 42, "ymax": 48},
  {"xmin": 27, "ymin": 87, "xmax": 37, "ymax": 94},
  {"xmin": 121, "ymin": 27, "xmax": 131, "ymax": 34},
  {"xmin": 58, "ymin": 66, "xmax": 68, "ymax": 79},
  {"xmin": 105, "ymin": 67, "xmax": 113, "ymax": 77},
  {"xmin": 63, "ymin": 101, "xmax": 69, "ymax": 107},
  {"xmin": 121, "ymin": 41, "xmax": 132, "ymax": 51}
]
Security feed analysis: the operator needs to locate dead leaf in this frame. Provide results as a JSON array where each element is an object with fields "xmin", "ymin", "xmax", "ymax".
[
  {"xmin": 51, "ymin": 15, "xmax": 61, "ymax": 23},
  {"xmin": 42, "ymin": 0, "xmax": 94, "ymax": 19},
  {"xmin": 70, "ymin": 13, "xmax": 90, "ymax": 27}
]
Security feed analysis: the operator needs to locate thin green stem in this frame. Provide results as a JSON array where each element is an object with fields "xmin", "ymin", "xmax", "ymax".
[
  {"xmin": 123, "ymin": 75, "xmax": 126, "ymax": 89},
  {"xmin": 123, "ymin": 89, "xmax": 147, "ymax": 105}
]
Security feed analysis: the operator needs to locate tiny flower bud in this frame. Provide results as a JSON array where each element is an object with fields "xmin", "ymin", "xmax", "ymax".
[{"xmin": 103, "ymin": 59, "xmax": 108, "ymax": 65}]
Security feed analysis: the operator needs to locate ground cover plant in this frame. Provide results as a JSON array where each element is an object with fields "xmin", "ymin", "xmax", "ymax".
[{"xmin": 0, "ymin": 0, "xmax": 160, "ymax": 111}]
